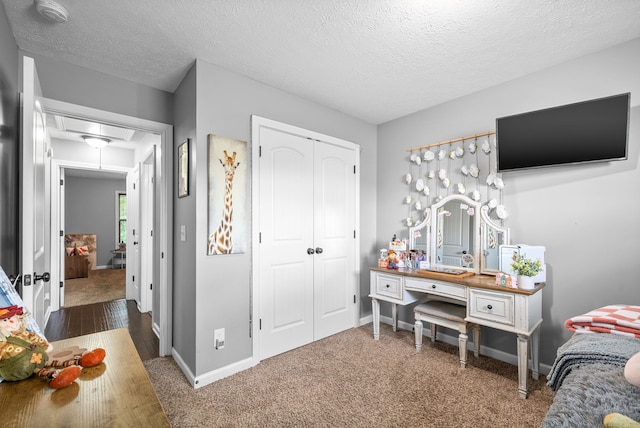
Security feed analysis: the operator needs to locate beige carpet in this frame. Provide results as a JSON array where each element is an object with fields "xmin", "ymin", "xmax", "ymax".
[
  {"xmin": 64, "ymin": 269, "xmax": 126, "ymax": 307},
  {"xmin": 145, "ymin": 323, "xmax": 553, "ymax": 427}
]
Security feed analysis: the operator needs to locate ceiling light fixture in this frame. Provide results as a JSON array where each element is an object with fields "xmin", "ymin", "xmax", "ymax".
[
  {"xmin": 82, "ymin": 135, "xmax": 111, "ymax": 149},
  {"xmin": 35, "ymin": 0, "xmax": 69, "ymax": 23}
]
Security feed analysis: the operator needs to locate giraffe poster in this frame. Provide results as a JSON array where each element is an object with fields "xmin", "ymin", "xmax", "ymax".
[{"xmin": 207, "ymin": 134, "xmax": 248, "ymax": 255}]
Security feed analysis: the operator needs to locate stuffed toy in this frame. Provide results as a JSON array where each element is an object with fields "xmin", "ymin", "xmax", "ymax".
[
  {"xmin": 604, "ymin": 413, "xmax": 640, "ymax": 428},
  {"xmin": 386, "ymin": 250, "xmax": 399, "ymax": 269},
  {"xmin": 625, "ymin": 350, "xmax": 640, "ymax": 387},
  {"xmin": 0, "ymin": 305, "xmax": 105, "ymax": 389}
]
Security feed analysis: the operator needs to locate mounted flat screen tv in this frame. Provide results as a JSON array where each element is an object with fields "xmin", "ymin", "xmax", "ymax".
[{"xmin": 496, "ymin": 93, "xmax": 630, "ymax": 172}]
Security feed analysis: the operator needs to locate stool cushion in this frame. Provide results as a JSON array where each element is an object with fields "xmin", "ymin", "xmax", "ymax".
[{"xmin": 415, "ymin": 301, "xmax": 466, "ymax": 322}]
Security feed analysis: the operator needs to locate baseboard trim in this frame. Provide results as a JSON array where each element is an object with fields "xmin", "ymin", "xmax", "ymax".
[
  {"xmin": 170, "ymin": 348, "xmax": 196, "ymax": 386},
  {"xmin": 152, "ymin": 321, "xmax": 161, "ymax": 339},
  {"xmin": 359, "ymin": 315, "xmax": 551, "ymax": 375},
  {"xmin": 172, "ymin": 348, "xmax": 257, "ymax": 389}
]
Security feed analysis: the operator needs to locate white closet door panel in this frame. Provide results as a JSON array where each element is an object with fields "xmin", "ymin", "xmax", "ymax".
[
  {"xmin": 259, "ymin": 128, "xmax": 314, "ymax": 360},
  {"xmin": 313, "ymin": 142, "xmax": 355, "ymax": 339},
  {"xmin": 272, "ymin": 262, "xmax": 307, "ymax": 328}
]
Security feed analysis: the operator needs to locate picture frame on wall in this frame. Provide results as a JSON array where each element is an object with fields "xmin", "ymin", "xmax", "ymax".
[
  {"xmin": 178, "ymin": 139, "xmax": 189, "ymax": 198},
  {"xmin": 207, "ymin": 134, "xmax": 247, "ymax": 255}
]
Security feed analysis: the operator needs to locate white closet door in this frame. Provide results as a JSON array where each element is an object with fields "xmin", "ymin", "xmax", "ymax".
[
  {"xmin": 259, "ymin": 128, "xmax": 315, "ymax": 360},
  {"xmin": 313, "ymin": 142, "xmax": 355, "ymax": 340}
]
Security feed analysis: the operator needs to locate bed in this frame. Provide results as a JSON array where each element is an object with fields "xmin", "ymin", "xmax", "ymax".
[{"xmin": 541, "ymin": 305, "xmax": 640, "ymax": 427}]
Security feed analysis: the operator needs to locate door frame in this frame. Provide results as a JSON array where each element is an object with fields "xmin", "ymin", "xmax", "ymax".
[
  {"xmin": 43, "ymin": 97, "xmax": 174, "ymax": 356},
  {"xmin": 250, "ymin": 115, "xmax": 361, "ymax": 364},
  {"xmin": 50, "ymin": 161, "xmax": 130, "ymax": 312}
]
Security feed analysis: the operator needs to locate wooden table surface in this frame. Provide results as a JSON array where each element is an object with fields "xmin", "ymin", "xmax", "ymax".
[{"xmin": 0, "ymin": 328, "xmax": 170, "ymax": 427}]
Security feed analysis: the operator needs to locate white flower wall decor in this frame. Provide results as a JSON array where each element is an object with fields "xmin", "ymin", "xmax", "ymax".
[{"xmin": 404, "ymin": 131, "xmax": 507, "ymax": 230}]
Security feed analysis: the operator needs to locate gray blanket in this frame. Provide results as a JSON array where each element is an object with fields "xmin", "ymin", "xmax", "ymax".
[
  {"xmin": 547, "ymin": 332, "xmax": 640, "ymax": 391},
  {"xmin": 541, "ymin": 333, "xmax": 640, "ymax": 428}
]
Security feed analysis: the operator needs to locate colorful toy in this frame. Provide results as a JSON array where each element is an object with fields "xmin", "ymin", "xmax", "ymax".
[
  {"xmin": 0, "ymin": 305, "xmax": 105, "ymax": 388},
  {"xmin": 386, "ymin": 249, "xmax": 399, "ymax": 269},
  {"xmin": 604, "ymin": 413, "xmax": 640, "ymax": 428}
]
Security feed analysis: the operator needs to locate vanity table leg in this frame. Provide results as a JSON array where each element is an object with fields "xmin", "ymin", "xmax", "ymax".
[
  {"xmin": 392, "ymin": 303, "xmax": 398, "ymax": 332},
  {"xmin": 516, "ymin": 334, "xmax": 529, "ymax": 399},
  {"xmin": 531, "ymin": 327, "xmax": 540, "ymax": 381},
  {"xmin": 372, "ymin": 298, "xmax": 380, "ymax": 340}
]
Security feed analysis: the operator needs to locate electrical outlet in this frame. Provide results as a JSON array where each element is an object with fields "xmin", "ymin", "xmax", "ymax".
[{"xmin": 214, "ymin": 328, "xmax": 225, "ymax": 350}]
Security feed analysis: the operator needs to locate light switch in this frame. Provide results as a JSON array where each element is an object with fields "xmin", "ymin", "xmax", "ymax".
[{"xmin": 180, "ymin": 225, "xmax": 186, "ymax": 242}]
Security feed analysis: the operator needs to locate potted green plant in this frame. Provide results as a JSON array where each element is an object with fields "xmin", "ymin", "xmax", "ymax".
[{"xmin": 510, "ymin": 254, "xmax": 543, "ymax": 290}]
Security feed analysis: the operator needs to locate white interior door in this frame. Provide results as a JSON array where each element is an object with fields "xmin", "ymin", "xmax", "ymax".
[
  {"xmin": 139, "ymin": 151, "xmax": 155, "ymax": 313},
  {"xmin": 439, "ymin": 200, "xmax": 472, "ymax": 267},
  {"xmin": 57, "ymin": 166, "xmax": 66, "ymax": 309},
  {"xmin": 127, "ymin": 165, "xmax": 140, "ymax": 304},
  {"xmin": 259, "ymin": 128, "xmax": 315, "ymax": 360},
  {"xmin": 20, "ymin": 56, "xmax": 52, "ymax": 330},
  {"xmin": 313, "ymin": 142, "xmax": 355, "ymax": 340},
  {"xmin": 257, "ymin": 121, "xmax": 357, "ymax": 360}
]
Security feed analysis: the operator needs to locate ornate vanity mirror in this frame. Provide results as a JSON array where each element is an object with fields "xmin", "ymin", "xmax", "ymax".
[
  {"xmin": 409, "ymin": 194, "xmax": 510, "ymax": 275},
  {"xmin": 479, "ymin": 205, "xmax": 510, "ymax": 273}
]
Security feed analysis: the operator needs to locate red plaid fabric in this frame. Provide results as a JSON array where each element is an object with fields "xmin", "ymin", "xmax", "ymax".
[{"xmin": 565, "ymin": 305, "xmax": 640, "ymax": 338}]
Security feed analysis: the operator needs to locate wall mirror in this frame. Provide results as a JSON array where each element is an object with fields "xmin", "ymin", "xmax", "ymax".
[{"xmin": 409, "ymin": 194, "xmax": 510, "ymax": 275}]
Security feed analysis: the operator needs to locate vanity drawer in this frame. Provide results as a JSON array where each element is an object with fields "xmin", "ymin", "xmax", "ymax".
[
  {"xmin": 375, "ymin": 273, "xmax": 403, "ymax": 299},
  {"xmin": 405, "ymin": 277, "xmax": 466, "ymax": 300},
  {"xmin": 469, "ymin": 289, "xmax": 515, "ymax": 326}
]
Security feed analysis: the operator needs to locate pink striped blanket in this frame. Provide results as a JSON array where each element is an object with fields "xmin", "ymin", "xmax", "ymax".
[{"xmin": 565, "ymin": 305, "xmax": 640, "ymax": 338}]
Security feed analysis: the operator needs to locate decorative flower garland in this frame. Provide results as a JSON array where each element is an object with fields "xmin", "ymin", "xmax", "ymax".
[{"xmin": 405, "ymin": 131, "xmax": 507, "ymax": 227}]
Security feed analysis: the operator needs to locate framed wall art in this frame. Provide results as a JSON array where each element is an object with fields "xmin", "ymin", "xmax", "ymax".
[
  {"xmin": 178, "ymin": 139, "xmax": 189, "ymax": 198},
  {"xmin": 207, "ymin": 134, "xmax": 247, "ymax": 255}
]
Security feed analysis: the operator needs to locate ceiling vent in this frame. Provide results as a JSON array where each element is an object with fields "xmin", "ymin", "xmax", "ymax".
[{"xmin": 35, "ymin": 0, "xmax": 69, "ymax": 23}]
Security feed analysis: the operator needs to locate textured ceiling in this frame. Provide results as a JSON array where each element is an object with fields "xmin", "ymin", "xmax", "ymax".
[{"xmin": 3, "ymin": 0, "xmax": 640, "ymax": 124}]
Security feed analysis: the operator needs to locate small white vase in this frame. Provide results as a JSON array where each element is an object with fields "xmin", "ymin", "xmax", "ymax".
[{"xmin": 518, "ymin": 275, "xmax": 535, "ymax": 290}]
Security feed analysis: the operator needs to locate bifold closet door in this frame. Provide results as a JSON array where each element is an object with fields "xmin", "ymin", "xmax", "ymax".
[{"xmin": 259, "ymin": 127, "xmax": 355, "ymax": 360}]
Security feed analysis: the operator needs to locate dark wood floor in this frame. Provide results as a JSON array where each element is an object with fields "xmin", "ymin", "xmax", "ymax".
[{"xmin": 44, "ymin": 299, "xmax": 160, "ymax": 361}]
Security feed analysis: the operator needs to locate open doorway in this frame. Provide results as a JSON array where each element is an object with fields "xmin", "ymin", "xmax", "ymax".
[
  {"xmin": 61, "ymin": 168, "xmax": 128, "ymax": 307},
  {"xmin": 43, "ymin": 97, "xmax": 173, "ymax": 356},
  {"xmin": 48, "ymin": 111, "xmax": 156, "ymax": 311}
]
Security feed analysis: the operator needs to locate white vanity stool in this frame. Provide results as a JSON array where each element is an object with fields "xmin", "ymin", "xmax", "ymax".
[{"xmin": 414, "ymin": 300, "xmax": 481, "ymax": 368}]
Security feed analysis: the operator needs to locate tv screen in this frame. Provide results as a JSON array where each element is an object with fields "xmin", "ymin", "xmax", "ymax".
[{"xmin": 496, "ymin": 93, "xmax": 630, "ymax": 172}]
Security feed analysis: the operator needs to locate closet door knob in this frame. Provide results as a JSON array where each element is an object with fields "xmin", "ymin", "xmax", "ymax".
[
  {"xmin": 307, "ymin": 248, "xmax": 315, "ymax": 255},
  {"xmin": 315, "ymin": 247, "xmax": 323, "ymax": 254}
]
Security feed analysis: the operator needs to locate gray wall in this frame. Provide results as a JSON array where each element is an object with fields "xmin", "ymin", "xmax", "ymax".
[
  {"xmin": 19, "ymin": 51, "xmax": 174, "ymax": 126},
  {"xmin": 377, "ymin": 37, "xmax": 640, "ymax": 367},
  {"xmin": 0, "ymin": 3, "xmax": 19, "ymax": 274},
  {"xmin": 171, "ymin": 59, "xmax": 377, "ymax": 377},
  {"xmin": 65, "ymin": 175, "xmax": 127, "ymax": 267},
  {"xmin": 172, "ymin": 64, "xmax": 197, "ymax": 370}
]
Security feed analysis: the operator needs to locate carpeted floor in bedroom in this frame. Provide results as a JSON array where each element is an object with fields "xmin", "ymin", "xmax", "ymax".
[{"xmin": 144, "ymin": 323, "xmax": 553, "ymax": 428}]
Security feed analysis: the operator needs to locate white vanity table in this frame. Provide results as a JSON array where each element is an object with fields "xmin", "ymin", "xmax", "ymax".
[
  {"xmin": 371, "ymin": 194, "xmax": 545, "ymax": 398},
  {"xmin": 369, "ymin": 267, "xmax": 543, "ymax": 399}
]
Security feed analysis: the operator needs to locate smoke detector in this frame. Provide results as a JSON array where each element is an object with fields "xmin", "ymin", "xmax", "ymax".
[{"xmin": 35, "ymin": 0, "xmax": 69, "ymax": 23}]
